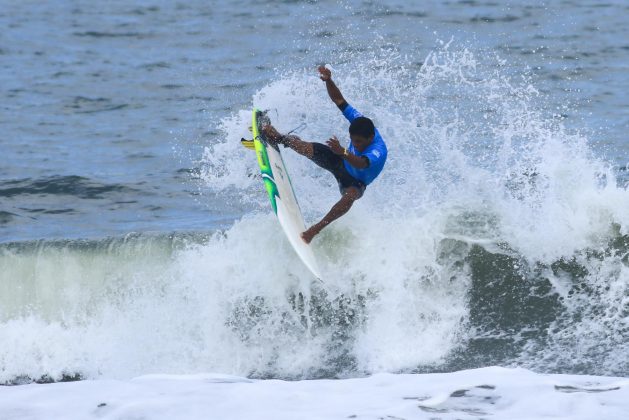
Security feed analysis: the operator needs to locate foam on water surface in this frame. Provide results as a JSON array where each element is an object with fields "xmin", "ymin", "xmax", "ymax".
[{"xmin": 1, "ymin": 367, "xmax": 628, "ymax": 420}]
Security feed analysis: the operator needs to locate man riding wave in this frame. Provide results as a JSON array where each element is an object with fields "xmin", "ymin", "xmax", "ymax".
[{"xmin": 262, "ymin": 66, "xmax": 388, "ymax": 244}]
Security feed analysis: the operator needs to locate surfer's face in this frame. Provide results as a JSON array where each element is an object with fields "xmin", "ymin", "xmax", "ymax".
[{"xmin": 350, "ymin": 134, "xmax": 374, "ymax": 152}]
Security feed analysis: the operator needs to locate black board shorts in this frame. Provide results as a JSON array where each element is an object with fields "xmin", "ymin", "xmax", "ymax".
[{"xmin": 311, "ymin": 143, "xmax": 366, "ymax": 196}]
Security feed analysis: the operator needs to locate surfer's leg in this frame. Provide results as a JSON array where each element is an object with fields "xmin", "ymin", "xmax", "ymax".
[
  {"xmin": 336, "ymin": 170, "xmax": 366, "ymax": 198},
  {"xmin": 280, "ymin": 135, "xmax": 343, "ymax": 175},
  {"xmin": 308, "ymin": 142, "xmax": 344, "ymax": 173},
  {"xmin": 282, "ymin": 134, "xmax": 315, "ymax": 158},
  {"xmin": 261, "ymin": 126, "xmax": 314, "ymax": 157}
]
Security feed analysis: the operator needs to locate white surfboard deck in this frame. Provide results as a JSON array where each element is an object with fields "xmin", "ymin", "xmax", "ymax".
[{"xmin": 252, "ymin": 109, "xmax": 322, "ymax": 280}]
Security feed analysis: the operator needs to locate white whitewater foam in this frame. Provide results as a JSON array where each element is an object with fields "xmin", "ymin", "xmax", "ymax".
[
  {"xmin": 1, "ymin": 367, "xmax": 627, "ymax": 420},
  {"xmin": 197, "ymin": 46, "xmax": 629, "ymax": 376}
]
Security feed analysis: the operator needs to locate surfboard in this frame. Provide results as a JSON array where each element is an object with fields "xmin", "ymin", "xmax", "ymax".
[{"xmin": 250, "ymin": 109, "xmax": 322, "ymax": 279}]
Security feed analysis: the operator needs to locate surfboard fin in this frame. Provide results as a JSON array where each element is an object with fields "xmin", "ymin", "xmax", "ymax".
[{"xmin": 240, "ymin": 138, "xmax": 255, "ymax": 151}]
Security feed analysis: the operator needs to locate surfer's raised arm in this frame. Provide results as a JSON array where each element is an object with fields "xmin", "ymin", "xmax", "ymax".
[{"xmin": 318, "ymin": 66, "xmax": 346, "ymax": 106}]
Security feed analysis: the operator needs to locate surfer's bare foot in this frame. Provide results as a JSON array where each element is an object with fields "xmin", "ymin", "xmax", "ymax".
[
  {"xmin": 262, "ymin": 124, "xmax": 285, "ymax": 146},
  {"xmin": 301, "ymin": 226, "xmax": 319, "ymax": 244}
]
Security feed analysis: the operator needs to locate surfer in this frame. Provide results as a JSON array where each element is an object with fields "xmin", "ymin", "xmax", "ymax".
[{"xmin": 262, "ymin": 66, "xmax": 388, "ymax": 244}]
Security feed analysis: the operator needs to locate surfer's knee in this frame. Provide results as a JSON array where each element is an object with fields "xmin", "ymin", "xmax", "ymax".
[{"xmin": 343, "ymin": 186, "xmax": 363, "ymax": 201}]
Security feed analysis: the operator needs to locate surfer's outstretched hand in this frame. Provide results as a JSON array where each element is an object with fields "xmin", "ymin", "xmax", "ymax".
[
  {"xmin": 318, "ymin": 65, "xmax": 332, "ymax": 81},
  {"xmin": 326, "ymin": 136, "xmax": 344, "ymax": 155}
]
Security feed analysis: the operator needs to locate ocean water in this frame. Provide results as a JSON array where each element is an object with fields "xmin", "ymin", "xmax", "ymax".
[{"xmin": 1, "ymin": 0, "xmax": 628, "ymax": 388}]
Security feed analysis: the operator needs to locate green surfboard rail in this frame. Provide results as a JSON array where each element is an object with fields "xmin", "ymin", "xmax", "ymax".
[{"xmin": 252, "ymin": 108, "xmax": 279, "ymax": 214}]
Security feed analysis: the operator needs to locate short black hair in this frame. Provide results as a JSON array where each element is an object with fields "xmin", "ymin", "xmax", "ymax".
[{"xmin": 349, "ymin": 116, "xmax": 375, "ymax": 138}]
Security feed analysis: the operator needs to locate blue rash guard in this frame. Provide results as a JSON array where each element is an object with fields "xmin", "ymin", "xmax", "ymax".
[{"xmin": 341, "ymin": 103, "xmax": 388, "ymax": 185}]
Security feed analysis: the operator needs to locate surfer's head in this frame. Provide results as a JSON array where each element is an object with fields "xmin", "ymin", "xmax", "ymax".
[{"xmin": 349, "ymin": 117, "xmax": 375, "ymax": 152}]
